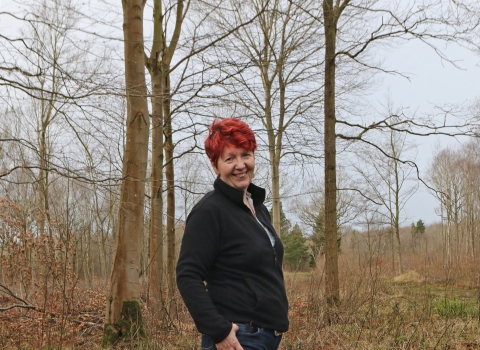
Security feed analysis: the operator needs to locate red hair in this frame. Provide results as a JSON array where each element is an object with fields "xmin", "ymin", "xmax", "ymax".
[{"xmin": 205, "ymin": 118, "xmax": 257, "ymax": 165}]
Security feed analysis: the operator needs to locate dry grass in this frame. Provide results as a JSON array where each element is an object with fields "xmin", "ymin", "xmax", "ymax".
[
  {"xmin": 281, "ymin": 270, "xmax": 480, "ymax": 349},
  {"xmin": 1, "ymin": 244, "xmax": 480, "ymax": 349}
]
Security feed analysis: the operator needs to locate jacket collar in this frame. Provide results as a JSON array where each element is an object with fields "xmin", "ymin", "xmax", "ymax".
[{"xmin": 214, "ymin": 177, "xmax": 266, "ymax": 207}]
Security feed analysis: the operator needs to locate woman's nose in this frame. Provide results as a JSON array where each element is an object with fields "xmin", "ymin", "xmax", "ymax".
[{"xmin": 235, "ymin": 158, "xmax": 246, "ymax": 169}]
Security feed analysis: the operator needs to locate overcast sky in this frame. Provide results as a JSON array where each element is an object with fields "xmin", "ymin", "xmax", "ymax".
[
  {"xmin": 371, "ymin": 40, "xmax": 480, "ymax": 225},
  {"xmin": 2, "ymin": 0, "xmax": 479, "ymax": 227}
]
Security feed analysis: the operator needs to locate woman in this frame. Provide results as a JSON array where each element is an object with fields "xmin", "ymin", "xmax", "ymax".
[{"xmin": 176, "ymin": 118, "xmax": 289, "ymax": 350}]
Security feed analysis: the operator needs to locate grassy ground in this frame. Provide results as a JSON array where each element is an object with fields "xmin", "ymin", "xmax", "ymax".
[
  {"xmin": 1, "ymin": 264, "xmax": 480, "ymax": 349},
  {"xmin": 135, "ymin": 270, "xmax": 480, "ymax": 349},
  {"xmin": 280, "ymin": 271, "xmax": 480, "ymax": 349}
]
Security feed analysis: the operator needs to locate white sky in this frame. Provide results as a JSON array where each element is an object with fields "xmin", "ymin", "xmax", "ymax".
[
  {"xmin": 371, "ymin": 40, "xmax": 480, "ymax": 225},
  {"xmin": 2, "ymin": 0, "xmax": 479, "ymax": 227}
]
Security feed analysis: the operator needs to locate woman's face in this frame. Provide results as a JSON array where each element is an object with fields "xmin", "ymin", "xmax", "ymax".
[{"xmin": 212, "ymin": 145, "xmax": 255, "ymax": 192}]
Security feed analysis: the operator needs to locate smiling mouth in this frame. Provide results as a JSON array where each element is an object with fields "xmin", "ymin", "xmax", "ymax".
[{"xmin": 234, "ymin": 172, "xmax": 248, "ymax": 178}]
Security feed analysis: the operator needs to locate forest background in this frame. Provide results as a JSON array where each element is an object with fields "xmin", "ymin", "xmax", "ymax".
[{"xmin": 1, "ymin": 0, "xmax": 480, "ymax": 348}]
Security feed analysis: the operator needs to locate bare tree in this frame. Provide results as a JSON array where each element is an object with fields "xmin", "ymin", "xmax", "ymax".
[
  {"xmin": 292, "ymin": 171, "xmax": 361, "ymax": 265},
  {"xmin": 0, "ymin": 0, "xmax": 123, "ymax": 301},
  {"xmin": 0, "ymin": 0, "xmax": 111, "ymax": 234},
  {"xmin": 143, "ymin": 0, "xmax": 185, "ymax": 315},
  {"xmin": 203, "ymin": 0, "xmax": 324, "ymax": 234},
  {"xmin": 459, "ymin": 141, "xmax": 480, "ymax": 261},
  {"xmin": 319, "ymin": 0, "xmax": 480, "ymax": 306},
  {"xmin": 143, "ymin": 0, "xmax": 274, "ymax": 314},
  {"xmin": 176, "ymin": 153, "xmax": 211, "ymax": 223},
  {"xmin": 428, "ymin": 140, "xmax": 480, "ymax": 266},
  {"xmin": 103, "ymin": 0, "xmax": 150, "ymax": 344},
  {"xmin": 352, "ymin": 110, "xmax": 419, "ymax": 274}
]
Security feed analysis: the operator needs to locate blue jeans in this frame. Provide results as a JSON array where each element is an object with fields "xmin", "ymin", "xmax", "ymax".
[{"xmin": 201, "ymin": 323, "xmax": 283, "ymax": 350}]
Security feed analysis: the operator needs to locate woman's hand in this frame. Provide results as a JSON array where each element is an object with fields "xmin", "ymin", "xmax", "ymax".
[{"xmin": 215, "ymin": 323, "xmax": 244, "ymax": 350}]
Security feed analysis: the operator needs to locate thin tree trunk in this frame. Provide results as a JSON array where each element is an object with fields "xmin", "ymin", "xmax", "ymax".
[
  {"xmin": 145, "ymin": 0, "xmax": 184, "ymax": 320},
  {"xmin": 395, "ymin": 225, "xmax": 403, "ymax": 274},
  {"xmin": 264, "ymin": 84, "xmax": 281, "ymax": 235},
  {"xmin": 38, "ymin": 136, "xmax": 50, "ymax": 235},
  {"xmin": 393, "ymin": 143, "xmax": 403, "ymax": 274},
  {"xmin": 146, "ymin": 0, "xmax": 166, "ymax": 309},
  {"xmin": 270, "ymin": 160, "xmax": 281, "ymax": 235},
  {"xmin": 164, "ymin": 72, "xmax": 177, "ymax": 318},
  {"xmin": 271, "ymin": 43, "xmax": 286, "ymax": 236},
  {"xmin": 391, "ymin": 228, "xmax": 395, "ymax": 272},
  {"xmin": 148, "ymin": 71, "xmax": 165, "ymax": 308},
  {"xmin": 87, "ymin": 227, "xmax": 93, "ymax": 285}
]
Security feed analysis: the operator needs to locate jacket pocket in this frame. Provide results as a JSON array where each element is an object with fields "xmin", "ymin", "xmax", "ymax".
[
  {"xmin": 244, "ymin": 278, "xmax": 261, "ymax": 311},
  {"xmin": 226, "ymin": 278, "xmax": 258, "ymax": 315}
]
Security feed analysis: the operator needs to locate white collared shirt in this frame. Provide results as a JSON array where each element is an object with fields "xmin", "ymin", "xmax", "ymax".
[{"xmin": 246, "ymin": 192, "xmax": 276, "ymax": 247}]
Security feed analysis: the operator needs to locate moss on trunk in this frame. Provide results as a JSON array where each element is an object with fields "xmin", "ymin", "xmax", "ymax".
[{"xmin": 102, "ymin": 300, "xmax": 146, "ymax": 347}]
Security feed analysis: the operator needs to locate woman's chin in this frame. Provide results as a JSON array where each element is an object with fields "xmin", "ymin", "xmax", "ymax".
[
  {"xmin": 220, "ymin": 174, "xmax": 252, "ymax": 191},
  {"xmin": 233, "ymin": 179, "xmax": 250, "ymax": 191}
]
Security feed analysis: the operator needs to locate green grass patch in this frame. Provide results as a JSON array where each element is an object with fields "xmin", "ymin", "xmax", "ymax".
[{"xmin": 431, "ymin": 296, "xmax": 479, "ymax": 319}]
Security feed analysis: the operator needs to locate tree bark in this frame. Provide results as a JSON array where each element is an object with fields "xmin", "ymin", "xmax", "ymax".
[
  {"xmin": 145, "ymin": 0, "xmax": 184, "ymax": 318},
  {"xmin": 393, "ymin": 147, "xmax": 403, "ymax": 274},
  {"xmin": 104, "ymin": 0, "xmax": 149, "ymax": 344},
  {"xmin": 164, "ymin": 72, "xmax": 177, "ymax": 318},
  {"xmin": 146, "ymin": 0, "xmax": 166, "ymax": 310},
  {"xmin": 322, "ymin": 0, "xmax": 341, "ymax": 307}
]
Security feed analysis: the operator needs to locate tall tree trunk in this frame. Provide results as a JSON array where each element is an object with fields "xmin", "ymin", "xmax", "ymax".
[
  {"xmin": 103, "ymin": 0, "xmax": 149, "ymax": 344},
  {"xmin": 164, "ymin": 72, "xmax": 177, "ymax": 318},
  {"xmin": 36, "ymin": 123, "xmax": 51, "ymax": 293},
  {"xmin": 394, "ymin": 158, "xmax": 403, "ymax": 274},
  {"xmin": 146, "ymin": 0, "xmax": 166, "ymax": 310},
  {"xmin": 145, "ymin": 0, "xmax": 184, "ymax": 320},
  {"xmin": 38, "ymin": 131, "xmax": 51, "ymax": 236},
  {"xmin": 271, "ymin": 46, "xmax": 286, "ymax": 236},
  {"xmin": 270, "ymin": 159, "xmax": 281, "ymax": 234},
  {"xmin": 147, "ymin": 69, "xmax": 165, "ymax": 309},
  {"xmin": 391, "ymin": 227, "xmax": 395, "ymax": 271},
  {"xmin": 264, "ymin": 83, "xmax": 281, "ymax": 235},
  {"xmin": 322, "ymin": 0, "xmax": 342, "ymax": 307}
]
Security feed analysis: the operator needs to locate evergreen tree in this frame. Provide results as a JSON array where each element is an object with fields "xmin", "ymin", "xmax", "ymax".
[
  {"xmin": 272, "ymin": 203, "xmax": 309, "ymax": 271},
  {"xmin": 280, "ymin": 209, "xmax": 292, "ymax": 238},
  {"xmin": 309, "ymin": 209, "xmax": 341, "ymax": 267},
  {"xmin": 411, "ymin": 219, "xmax": 426, "ymax": 250},
  {"xmin": 416, "ymin": 219, "xmax": 426, "ymax": 234},
  {"xmin": 283, "ymin": 224, "xmax": 309, "ymax": 271}
]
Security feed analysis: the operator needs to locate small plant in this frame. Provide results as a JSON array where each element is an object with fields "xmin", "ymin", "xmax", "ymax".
[
  {"xmin": 396, "ymin": 335, "xmax": 408, "ymax": 343},
  {"xmin": 432, "ymin": 296, "xmax": 478, "ymax": 319}
]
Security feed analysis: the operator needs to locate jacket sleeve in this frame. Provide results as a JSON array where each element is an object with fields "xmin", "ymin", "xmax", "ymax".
[{"xmin": 176, "ymin": 203, "xmax": 232, "ymax": 343}]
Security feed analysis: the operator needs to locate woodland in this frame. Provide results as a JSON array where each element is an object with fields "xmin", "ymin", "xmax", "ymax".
[{"xmin": 1, "ymin": 0, "xmax": 480, "ymax": 349}]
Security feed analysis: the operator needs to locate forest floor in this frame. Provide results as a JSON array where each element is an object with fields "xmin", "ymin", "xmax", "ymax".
[{"xmin": 1, "ymin": 268, "xmax": 480, "ymax": 349}]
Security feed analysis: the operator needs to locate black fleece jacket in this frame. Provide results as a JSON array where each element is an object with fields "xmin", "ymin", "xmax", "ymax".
[{"xmin": 176, "ymin": 178, "xmax": 289, "ymax": 343}]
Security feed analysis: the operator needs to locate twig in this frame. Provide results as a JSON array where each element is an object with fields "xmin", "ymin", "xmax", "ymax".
[{"xmin": 0, "ymin": 304, "xmax": 38, "ymax": 311}]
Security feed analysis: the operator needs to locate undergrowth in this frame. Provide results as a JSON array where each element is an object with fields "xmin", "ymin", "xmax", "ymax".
[
  {"xmin": 2, "ymin": 267, "xmax": 479, "ymax": 349},
  {"xmin": 1, "ymin": 218, "xmax": 479, "ymax": 349}
]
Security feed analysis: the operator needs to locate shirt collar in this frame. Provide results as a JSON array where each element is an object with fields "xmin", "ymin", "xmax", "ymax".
[{"xmin": 214, "ymin": 178, "xmax": 266, "ymax": 207}]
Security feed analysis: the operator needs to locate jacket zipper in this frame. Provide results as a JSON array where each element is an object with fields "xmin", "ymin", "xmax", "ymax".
[
  {"xmin": 256, "ymin": 217, "xmax": 277, "ymax": 268},
  {"xmin": 246, "ymin": 202, "xmax": 278, "ymax": 269}
]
